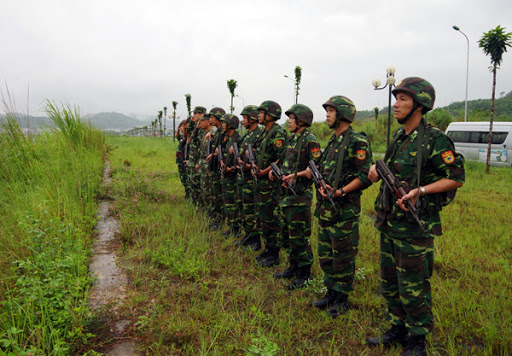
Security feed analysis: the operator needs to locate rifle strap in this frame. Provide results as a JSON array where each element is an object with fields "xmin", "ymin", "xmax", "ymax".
[
  {"xmin": 257, "ymin": 123, "xmax": 279, "ymax": 168},
  {"xmin": 332, "ymin": 126, "xmax": 353, "ymax": 189}
]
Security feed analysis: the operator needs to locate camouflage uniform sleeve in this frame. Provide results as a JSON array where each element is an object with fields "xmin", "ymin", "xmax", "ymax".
[
  {"xmin": 270, "ymin": 128, "xmax": 287, "ymax": 163},
  {"xmin": 430, "ymin": 131, "xmax": 465, "ymax": 184},
  {"xmin": 307, "ymin": 134, "xmax": 322, "ymax": 164},
  {"xmin": 349, "ymin": 134, "xmax": 373, "ymax": 190}
]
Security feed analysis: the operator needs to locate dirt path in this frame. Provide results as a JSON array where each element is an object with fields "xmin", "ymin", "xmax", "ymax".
[{"xmin": 88, "ymin": 161, "xmax": 140, "ymax": 356}]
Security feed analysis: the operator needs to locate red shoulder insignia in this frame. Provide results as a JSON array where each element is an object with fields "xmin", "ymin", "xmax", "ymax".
[
  {"xmin": 275, "ymin": 139, "xmax": 283, "ymax": 148},
  {"xmin": 311, "ymin": 147, "xmax": 321, "ymax": 158},
  {"xmin": 441, "ymin": 150, "xmax": 455, "ymax": 164},
  {"xmin": 356, "ymin": 150, "xmax": 367, "ymax": 160}
]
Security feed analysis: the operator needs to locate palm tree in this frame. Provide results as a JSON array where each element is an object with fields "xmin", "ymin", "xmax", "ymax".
[
  {"xmin": 294, "ymin": 66, "xmax": 302, "ymax": 104},
  {"xmin": 227, "ymin": 79, "xmax": 238, "ymax": 113},
  {"xmin": 163, "ymin": 106, "xmax": 167, "ymax": 138},
  {"xmin": 478, "ymin": 25, "xmax": 512, "ymax": 173},
  {"xmin": 172, "ymin": 101, "xmax": 178, "ymax": 141},
  {"xmin": 185, "ymin": 94, "xmax": 192, "ymax": 117},
  {"xmin": 158, "ymin": 111, "xmax": 163, "ymax": 137}
]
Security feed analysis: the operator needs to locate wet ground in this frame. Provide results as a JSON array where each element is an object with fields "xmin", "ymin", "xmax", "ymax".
[{"xmin": 88, "ymin": 162, "xmax": 140, "ymax": 356}]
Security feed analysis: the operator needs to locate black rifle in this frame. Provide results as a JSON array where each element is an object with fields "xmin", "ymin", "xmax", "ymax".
[
  {"xmin": 206, "ymin": 140, "xmax": 212, "ymax": 175},
  {"xmin": 375, "ymin": 159, "xmax": 425, "ymax": 232},
  {"xmin": 270, "ymin": 162, "xmax": 297, "ymax": 197},
  {"xmin": 247, "ymin": 143, "xmax": 258, "ymax": 184},
  {"xmin": 309, "ymin": 160, "xmax": 337, "ymax": 209},
  {"xmin": 233, "ymin": 142, "xmax": 244, "ymax": 179},
  {"xmin": 184, "ymin": 142, "xmax": 189, "ymax": 161},
  {"xmin": 217, "ymin": 144, "xmax": 225, "ymax": 181}
]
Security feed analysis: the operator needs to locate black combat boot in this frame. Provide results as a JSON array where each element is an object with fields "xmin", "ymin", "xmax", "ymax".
[
  {"xmin": 311, "ymin": 289, "xmax": 338, "ymax": 310},
  {"xmin": 247, "ymin": 234, "xmax": 261, "ymax": 251},
  {"xmin": 402, "ymin": 334, "xmax": 426, "ymax": 356},
  {"xmin": 327, "ymin": 293, "xmax": 349, "ymax": 317},
  {"xmin": 366, "ymin": 325, "xmax": 409, "ymax": 348},
  {"xmin": 287, "ymin": 264, "xmax": 311, "ymax": 290},
  {"xmin": 258, "ymin": 247, "xmax": 280, "ymax": 267},
  {"xmin": 255, "ymin": 246, "xmax": 270, "ymax": 261},
  {"xmin": 234, "ymin": 233, "xmax": 250, "ymax": 247},
  {"xmin": 273, "ymin": 259, "xmax": 299, "ymax": 279}
]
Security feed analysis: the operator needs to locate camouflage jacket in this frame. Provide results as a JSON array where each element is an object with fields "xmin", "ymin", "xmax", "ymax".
[
  {"xmin": 176, "ymin": 136, "xmax": 187, "ymax": 166},
  {"xmin": 238, "ymin": 126, "xmax": 264, "ymax": 181},
  {"xmin": 223, "ymin": 131, "xmax": 241, "ymax": 178},
  {"xmin": 315, "ymin": 126, "xmax": 373, "ymax": 221},
  {"xmin": 280, "ymin": 129, "xmax": 321, "ymax": 207},
  {"xmin": 186, "ymin": 125, "xmax": 203, "ymax": 168},
  {"xmin": 255, "ymin": 123, "xmax": 288, "ymax": 178},
  {"xmin": 375, "ymin": 121, "xmax": 465, "ymax": 238},
  {"xmin": 198, "ymin": 127, "xmax": 214, "ymax": 175}
]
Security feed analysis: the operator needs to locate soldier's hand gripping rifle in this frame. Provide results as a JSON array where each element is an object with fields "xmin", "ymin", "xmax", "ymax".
[
  {"xmin": 247, "ymin": 143, "xmax": 258, "ymax": 184},
  {"xmin": 375, "ymin": 159, "xmax": 426, "ymax": 232},
  {"xmin": 308, "ymin": 160, "xmax": 337, "ymax": 210},
  {"xmin": 217, "ymin": 144, "xmax": 225, "ymax": 181},
  {"xmin": 233, "ymin": 142, "xmax": 244, "ymax": 179},
  {"xmin": 270, "ymin": 162, "xmax": 297, "ymax": 197}
]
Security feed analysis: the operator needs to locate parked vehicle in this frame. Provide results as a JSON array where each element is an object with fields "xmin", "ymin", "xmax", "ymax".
[{"xmin": 445, "ymin": 121, "xmax": 512, "ymax": 166}]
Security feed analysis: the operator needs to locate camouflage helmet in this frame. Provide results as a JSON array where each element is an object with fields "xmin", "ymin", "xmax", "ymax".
[
  {"xmin": 285, "ymin": 104, "xmax": 313, "ymax": 126},
  {"xmin": 257, "ymin": 100, "xmax": 281, "ymax": 120},
  {"xmin": 193, "ymin": 106, "xmax": 207, "ymax": 114},
  {"xmin": 240, "ymin": 105, "xmax": 259, "ymax": 121},
  {"xmin": 220, "ymin": 113, "xmax": 240, "ymax": 129},
  {"xmin": 208, "ymin": 107, "xmax": 226, "ymax": 119},
  {"xmin": 322, "ymin": 96, "xmax": 356, "ymax": 123},
  {"xmin": 392, "ymin": 77, "xmax": 436, "ymax": 113}
]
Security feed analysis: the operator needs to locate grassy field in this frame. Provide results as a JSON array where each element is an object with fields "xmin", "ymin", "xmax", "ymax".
[
  {"xmin": 103, "ymin": 136, "xmax": 511, "ymax": 355},
  {"xmin": 0, "ymin": 105, "xmax": 106, "ymax": 355}
]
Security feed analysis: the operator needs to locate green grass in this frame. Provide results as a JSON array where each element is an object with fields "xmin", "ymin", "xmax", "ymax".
[
  {"xmin": 106, "ymin": 136, "xmax": 511, "ymax": 355},
  {"xmin": 0, "ymin": 105, "xmax": 106, "ymax": 355}
]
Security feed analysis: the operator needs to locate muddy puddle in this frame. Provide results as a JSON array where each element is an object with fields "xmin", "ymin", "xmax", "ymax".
[{"xmin": 89, "ymin": 162, "xmax": 140, "ymax": 356}]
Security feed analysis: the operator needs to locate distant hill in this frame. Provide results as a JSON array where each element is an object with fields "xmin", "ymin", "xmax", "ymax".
[{"xmin": 0, "ymin": 112, "xmax": 150, "ymax": 131}]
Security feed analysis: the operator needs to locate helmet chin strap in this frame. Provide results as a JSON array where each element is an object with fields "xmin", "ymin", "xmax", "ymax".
[{"xmin": 397, "ymin": 101, "xmax": 419, "ymax": 125}]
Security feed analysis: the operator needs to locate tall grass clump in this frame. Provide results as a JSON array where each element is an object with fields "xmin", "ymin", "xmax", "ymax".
[{"xmin": 0, "ymin": 103, "xmax": 106, "ymax": 354}]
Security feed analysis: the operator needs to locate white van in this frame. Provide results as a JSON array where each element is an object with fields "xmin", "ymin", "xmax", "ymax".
[{"xmin": 445, "ymin": 122, "xmax": 512, "ymax": 166}]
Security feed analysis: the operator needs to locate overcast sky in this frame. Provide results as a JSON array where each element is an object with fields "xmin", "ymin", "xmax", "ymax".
[{"xmin": 1, "ymin": 0, "xmax": 512, "ymax": 124}]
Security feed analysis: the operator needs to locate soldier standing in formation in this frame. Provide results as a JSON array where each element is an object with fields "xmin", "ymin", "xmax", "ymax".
[
  {"xmin": 186, "ymin": 106, "xmax": 207, "ymax": 207},
  {"xmin": 252, "ymin": 101, "xmax": 288, "ymax": 268},
  {"xmin": 366, "ymin": 77, "xmax": 464, "ymax": 356},
  {"xmin": 219, "ymin": 114, "xmax": 242, "ymax": 238},
  {"xmin": 272, "ymin": 104, "xmax": 320, "ymax": 290},
  {"xmin": 176, "ymin": 120, "xmax": 190, "ymax": 198},
  {"xmin": 235, "ymin": 105, "xmax": 264, "ymax": 250},
  {"xmin": 306, "ymin": 96, "xmax": 373, "ymax": 318}
]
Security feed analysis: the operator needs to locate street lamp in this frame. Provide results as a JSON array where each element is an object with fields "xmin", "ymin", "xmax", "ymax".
[
  {"xmin": 284, "ymin": 75, "xmax": 296, "ymax": 104},
  {"xmin": 453, "ymin": 25, "xmax": 469, "ymax": 122},
  {"xmin": 372, "ymin": 66, "xmax": 396, "ymax": 148},
  {"xmin": 236, "ymin": 94, "xmax": 245, "ymax": 108}
]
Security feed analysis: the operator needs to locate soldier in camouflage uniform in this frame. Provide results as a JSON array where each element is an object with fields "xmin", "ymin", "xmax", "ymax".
[
  {"xmin": 234, "ymin": 105, "xmax": 264, "ymax": 250},
  {"xmin": 198, "ymin": 115, "xmax": 214, "ymax": 210},
  {"xmin": 252, "ymin": 100, "xmax": 288, "ymax": 268},
  {"xmin": 186, "ymin": 106, "xmax": 207, "ymax": 206},
  {"xmin": 305, "ymin": 96, "xmax": 373, "ymax": 318},
  {"xmin": 219, "ymin": 114, "xmax": 242, "ymax": 237},
  {"xmin": 205, "ymin": 107, "xmax": 226, "ymax": 230},
  {"xmin": 366, "ymin": 77, "xmax": 465, "ymax": 356},
  {"xmin": 272, "ymin": 104, "xmax": 321, "ymax": 290},
  {"xmin": 176, "ymin": 120, "xmax": 190, "ymax": 198}
]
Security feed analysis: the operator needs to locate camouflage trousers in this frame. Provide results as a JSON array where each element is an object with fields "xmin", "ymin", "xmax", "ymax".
[
  {"xmin": 255, "ymin": 178, "xmax": 281, "ymax": 249},
  {"xmin": 281, "ymin": 205, "xmax": 313, "ymax": 267},
  {"xmin": 317, "ymin": 215, "xmax": 360, "ymax": 294},
  {"xmin": 239, "ymin": 177, "xmax": 260, "ymax": 239},
  {"xmin": 380, "ymin": 233, "xmax": 434, "ymax": 336},
  {"xmin": 222, "ymin": 173, "xmax": 240, "ymax": 230},
  {"xmin": 210, "ymin": 174, "xmax": 224, "ymax": 222},
  {"xmin": 177, "ymin": 163, "xmax": 189, "ymax": 196},
  {"xmin": 200, "ymin": 171, "xmax": 212, "ymax": 214},
  {"xmin": 187, "ymin": 166, "xmax": 201, "ymax": 206}
]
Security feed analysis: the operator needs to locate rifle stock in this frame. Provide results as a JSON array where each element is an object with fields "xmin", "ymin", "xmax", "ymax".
[
  {"xmin": 270, "ymin": 162, "xmax": 297, "ymax": 197},
  {"xmin": 217, "ymin": 144, "xmax": 225, "ymax": 181},
  {"xmin": 247, "ymin": 143, "xmax": 258, "ymax": 184}
]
